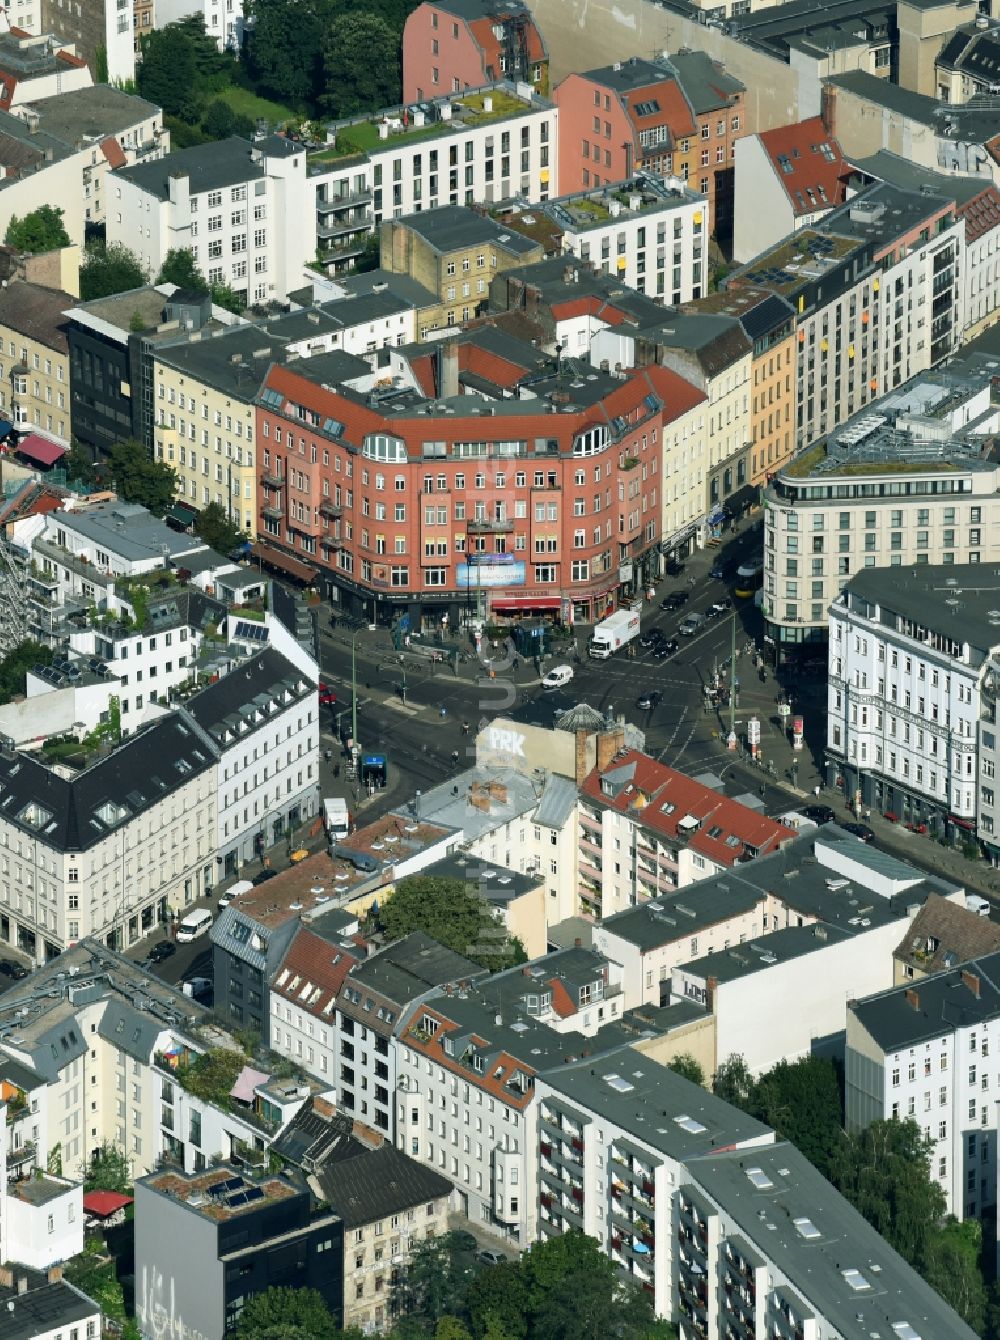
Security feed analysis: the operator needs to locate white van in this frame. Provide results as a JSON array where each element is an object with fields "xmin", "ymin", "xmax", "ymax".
[{"xmin": 176, "ymin": 908, "xmax": 214, "ymax": 942}]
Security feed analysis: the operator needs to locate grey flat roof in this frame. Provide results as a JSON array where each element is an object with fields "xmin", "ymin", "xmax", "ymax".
[
  {"xmin": 118, "ymin": 136, "xmax": 263, "ymax": 200},
  {"xmin": 680, "ymin": 921, "xmax": 853, "ymax": 984},
  {"xmin": 599, "ymin": 824, "xmax": 947, "ymax": 952},
  {"xmin": 842, "ymin": 563, "xmax": 1000, "ymax": 655},
  {"xmin": 54, "ymin": 500, "xmax": 205, "ymax": 563},
  {"xmin": 851, "ymin": 951, "xmax": 1000, "ymax": 1052},
  {"xmin": 395, "ymin": 204, "xmax": 541, "ymax": 255},
  {"xmin": 0, "ymin": 1281, "xmax": 98, "ymax": 1340},
  {"xmin": 688, "ymin": 1142, "xmax": 978, "ymax": 1339},
  {"xmin": 418, "ymin": 850, "xmax": 540, "ymax": 904},
  {"xmin": 540, "ymin": 1046, "xmax": 772, "ymax": 1160},
  {"xmin": 24, "ymin": 85, "xmax": 160, "ymax": 142},
  {"xmin": 331, "ymin": 267, "xmax": 437, "ymax": 309}
]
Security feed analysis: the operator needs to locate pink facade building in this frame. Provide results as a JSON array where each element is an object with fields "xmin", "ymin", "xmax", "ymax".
[{"xmin": 403, "ymin": 0, "xmax": 549, "ymax": 106}]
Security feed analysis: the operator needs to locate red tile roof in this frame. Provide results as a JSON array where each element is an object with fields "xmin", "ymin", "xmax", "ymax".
[
  {"xmin": 459, "ymin": 342, "xmax": 530, "ymax": 389},
  {"xmin": 958, "ymin": 185, "xmax": 1000, "ymax": 245},
  {"xmin": 401, "ymin": 1003, "xmax": 535, "ymax": 1110},
  {"xmin": 409, "ymin": 352, "xmax": 436, "ymax": 398},
  {"xmin": 581, "ymin": 749, "xmax": 795, "ymax": 867},
  {"xmin": 623, "ymin": 78, "xmax": 696, "ymax": 141},
  {"xmin": 272, "ymin": 926, "xmax": 360, "ymax": 1020},
  {"xmin": 757, "ymin": 116, "xmax": 848, "ymax": 218}
]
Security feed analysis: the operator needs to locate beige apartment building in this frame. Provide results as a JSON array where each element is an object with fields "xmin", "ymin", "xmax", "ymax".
[{"xmin": 0, "ymin": 281, "xmax": 72, "ymax": 444}]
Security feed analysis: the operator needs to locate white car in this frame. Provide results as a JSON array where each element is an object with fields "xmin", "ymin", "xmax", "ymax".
[{"xmin": 542, "ymin": 665, "xmax": 574, "ymax": 691}]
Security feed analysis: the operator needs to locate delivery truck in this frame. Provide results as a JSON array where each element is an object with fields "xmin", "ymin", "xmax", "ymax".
[
  {"xmin": 323, "ymin": 796, "xmax": 351, "ymax": 841},
  {"xmin": 588, "ymin": 607, "xmax": 641, "ymax": 659}
]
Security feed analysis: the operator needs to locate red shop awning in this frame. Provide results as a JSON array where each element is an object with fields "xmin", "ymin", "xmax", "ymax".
[
  {"xmin": 17, "ymin": 433, "xmax": 66, "ymax": 467},
  {"xmin": 250, "ymin": 541, "xmax": 317, "ymax": 583},
  {"xmin": 491, "ymin": 596, "xmax": 562, "ymax": 610}
]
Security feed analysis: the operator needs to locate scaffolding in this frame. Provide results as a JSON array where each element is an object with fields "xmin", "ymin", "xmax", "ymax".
[{"xmin": 0, "ymin": 528, "xmax": 28, "ymax": 654}]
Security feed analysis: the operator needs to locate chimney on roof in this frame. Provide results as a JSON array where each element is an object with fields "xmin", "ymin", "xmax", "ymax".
[
  {"xmin": 574, "ymin": 728, "xmax": 592, "ymax": 786},
  {"xmin": 962, "ymin": 969, "xmax": 981, "ymax": 999},
  {"xmin": 595, "ymin": 726, "xmax": 625, "ymax": 772},
  {"xmin": 706, "ymin": 976, "xmax": 718, "ymax": 1010},
  {"xmin": 0, "ymin": 1267, "xmax": 13, "ymax": 1289},
  {"xmin": 905, "ymin": 987, "xmax": 920, "ymax": 1011},
  {"xmin": 574, "ymin": 937, "xmax": 582, "ymax": 948},
  {"xmin": 17, "ymin": 1276, "xmax": 28, "ymax": 1295},
  {"xmin": 47, "ymin": 1266, "xmax": 63, "ymax": 1284}
]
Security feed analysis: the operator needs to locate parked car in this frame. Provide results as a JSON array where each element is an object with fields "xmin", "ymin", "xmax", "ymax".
[
  {"xmin": 638, "ymin": 629, "xmax": 660, "ymax": 649},
  {"xmin": 636, "ymin": 690, "xmax": 662, "ymax": 711},
  {"xmin": 252, "ymin": 869, "xmax": 279, "ymax": 886},
  {"xmin": 710, "ymin": 561, "xmax": 730, "ymax": 580},
  {"xmin": 661, "ymin": 591, "xmax": 689, "ymax": 612},
  {"xmin": 318, "ymin": 682, "xmax": 336, "ymax": 706},
  {"xmin": 801, "ymin": 803, "xmax": 835, "ymax": 825},
  {"xmin": 679, "ymin": 611, "xmax": 705, "ymax": 636},
  {"xmin": 710, "ymin": 598, "xmax": 733, "ymax": 616},
  {"xmin": 148, "ymin": 941, "xmax": 176, "ymax": 964},
  {"xmin": 0, "ymin": 959, "xmax": 28, "ymax": 979},
  {"xmin": 476, "ymin": 1249, "xmax": 507, "ymax": 1267},
  {"xmin": 542, "ymin": 665, "xmax": 574, "ymax": 691},
  {"xmin": 841, "ymin": 821, "xmax": 875, "ymax": 843}
]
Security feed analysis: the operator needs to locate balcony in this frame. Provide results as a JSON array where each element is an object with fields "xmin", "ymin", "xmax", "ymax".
[
  {"xmin": 467, "ymin": 516, "xmax": 514, "ymax": 533},
  {"xmin": 319, "ymin": 498, "xmax": 342, "ymax": 518},
  {"xmin": 262, "ymin": 469, "xmax": 283, "ymax": 488},
  {"xmin": 262, "ymin": 503, "xmax": 284, "ymax": 521},
  {"xmin": 7, "ymin": 1140, "xmax": 35, "ymax": 1167}
]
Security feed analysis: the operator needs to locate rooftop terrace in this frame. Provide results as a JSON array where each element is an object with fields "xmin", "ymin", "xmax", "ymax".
[{"xmin": 309, "ymin": 86, "xmax": 541, "ymax": 167}]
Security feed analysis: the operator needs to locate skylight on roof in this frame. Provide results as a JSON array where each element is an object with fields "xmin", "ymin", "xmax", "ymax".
[
  {"xmin": 604, "ymin": 1073, "xmax": 634, "ymax": 1093},
  {"xmin": 674, "ymin": 1114, "xmax": 707, "ymax": 1135},
  {"xmin": 793, "ymin": 1216, "xmax": 821, "ymax": 1241},
  {"xmin": 842, "ymin": 1268, "xmax": 871, "ymax": 1292},
  {"xmin": 745, "ymin": 1167, "xmax": 773, "ymax": 1190},
  {"xmin": 891, "ymin": 1324, "xmax": 922, "ymax": 1340}
]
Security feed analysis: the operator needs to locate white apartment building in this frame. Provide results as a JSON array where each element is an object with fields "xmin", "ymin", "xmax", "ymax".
[
  {"xmin": 0, "ymin": 942, "xmax": 323, "ymax": 1186},
  {"xmin": 0, "ymin": 713, "xmax": 215, "ymax": 962},
  {"xmin": 11, "ymin": 86, "xmax": 168, "ymax": 227},
  {"xmin": 268, "ymin": 924, "xmax": 361, "ymax": 1085},
  {"xmin": 763, "ymin": 371, "xmax": 1000, "ymax": 668},
  {"xmin": 110, "ymin": 135, "xmax": 316, "ymax": 305},
  {"xmin": 0, "ymin": 1173, "xmax": 82, "ymax": 1270},
  {"xmin": 826, "ymin": 563, "xmax": 999, "ymax": 832},
  {"xmin": 846, "ymin": 954, "xmax": 1000, "ymax": 1222},
  {"xmin": 395, "ymin": 948, "xmax": 621, "ymax": 1245},
  {"xmin": 730, "ymin": 181, "xmax": 964, "ymax": 455},
  {"xmin": 536, "ymin": 174, "xmax": 707, "ymax": 303},
  {"xmin": 311, "ymin": 83, "xmax": 557, "ymax": 272},
  {"xmin": 181, "ymin": 647, "xmax": 320, "ymax": 879},
  {"xmin": 535, "ymin": 1050, "xmax": 774, "ymax": 1317}
]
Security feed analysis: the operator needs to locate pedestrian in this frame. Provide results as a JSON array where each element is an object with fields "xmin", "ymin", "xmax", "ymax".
[
  {"xmin": 513, "ymin": 656, "xmax": 520, "ymax": 671},
  {"xmin": 814, "ymin": 784, "xmax": 821, "ymax": 798},
  {"xmin": 461, "ymin": 721, "xmax": 469, "ymax": 736},
  {"xmin": 440, "ymin": 705, "xmax": 447, "ymax": 719}
]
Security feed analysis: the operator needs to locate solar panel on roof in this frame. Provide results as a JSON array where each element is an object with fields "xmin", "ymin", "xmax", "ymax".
[
  {"xmin": 234, "ymin": 621, "xmax": 267, "ymax": 643},
  {"xmin": 227, "ymin": 1191, "xmax": 248, "ymax": 1208},
  {"xmin": 244, "ymin": 1186, "xmax": 265, "ymax": 1204}
]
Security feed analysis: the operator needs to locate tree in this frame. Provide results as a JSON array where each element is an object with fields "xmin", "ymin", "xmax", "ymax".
[
  {"xmin": 712, "ymin": 1054, "xmax": 754, "ymax": 1111},
  {"xmin": 379, "ymin": 875, "xmax": 526, "ymax": 972},
  {"xmin": 921, "ymin": 1217, "xmax": 987, "ymax": 1334},
  {"xmin": 750, "ymin": 1057, "xmax": 842, "ymax": 1178},
  {"xmin": 63, "ymin": 440, "xmax": 104, "ymax": 491},
  {"xmin": 211, "ymin": 281, "xmax": 247, "ymax": 315},
  {"xmin": 394, "ymin": 1235, "xmax": 469, "ymax": 1326},
  {"xmin": 243, "ymin": 0, "xmax": 325, "ymax": 107},
  {"xmin": 234, "ymin": 1286, "xmax": 338, "ymax": 1340},
  {"xmin": 520, "ymin": 1233, "xmax": 656, "ymax": 1340},
  {"xmin": 138, "ymin": 16, "xmax": 232, "ymax": 121},
  {"xmin": 322, "ymin": 14, "xmax": 401, "ymax": 117},
  {"xmin": 355, "ymin": 230, "xmax": 381, "ymax": 273},
  {"xmin": 0, "ymin": 640, "xmax": 53, "ymax": 705},
  {"xmin": 466, "ymin": 1262, "xmax": 529, "ymax": 1340},
  {"xmin": 665, "ymin": 1054, "xmax": 704, "ymax": 1087},
  {"xmin": 157, "ymin": 247, "xmax": 209, "ymax": 292},
  {"xmin": 107, "ymin": 438, "xmax": 177, "ymax": 517},
  {"xmin": 434, "ymin": 1321, "xmax": 472, "ymax": 1340},
  {"xmin": 80, "ymin": 241, "xmax": 148, "ymax": 301},
  {"xmin": 194, "ymin": 501, "xmax": 244, "ymax": 553},
  {"xmin": 828, "ymin": 1119, "xmax": 946, "ymax": 1268},
  {"xmin": 5, "ymin": 205, "xmax": 70, "ymax": 254},
  {"xmin": 83, "ymin": 1140, "xmax": 132, "ymax": 1193}
]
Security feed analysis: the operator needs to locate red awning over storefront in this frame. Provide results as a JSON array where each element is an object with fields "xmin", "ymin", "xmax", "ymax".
[
  {"xmin": 250, "ymin": 541, "xmax": 318, "ymax": 583},
  {"xmin": 491, "ymin": 596, "xmax": 562, "ymax": 611},
  {"xmin": 16, "ymin": 434, "xmax": 66, "ymax": 467}
]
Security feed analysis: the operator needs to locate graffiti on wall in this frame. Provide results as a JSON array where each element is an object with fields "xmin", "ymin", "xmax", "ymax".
[{"xmin": 137, "ymin": 1264, "xmax": 211, "ymax": 1340}]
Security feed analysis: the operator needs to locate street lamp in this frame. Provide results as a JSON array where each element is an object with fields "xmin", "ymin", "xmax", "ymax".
[{"xmin": 350, "ymin": 629, "xmax": 360, "ymax": 769}]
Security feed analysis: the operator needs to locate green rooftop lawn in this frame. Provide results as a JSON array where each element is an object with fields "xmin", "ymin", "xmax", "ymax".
[
  {"xmin": 309, "ymin": 90, "xmax": 530, "ymax": 163},
  {"xmin": 784, "ymin": 441, "xmax": 960, "ymax": 479},
  {"xmin": 212, "ymin": 85, "xmax": 299, "ymax": 129}
]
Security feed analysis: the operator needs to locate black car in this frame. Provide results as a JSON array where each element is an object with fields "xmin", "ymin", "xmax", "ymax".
[
  {"xmin": 638, "ymin": 629, "xmax": 660, "ymax": 649},
  {"xmin": 710, "ymin": 561, "xmax": 729, "ymax": 580},
  {"xmin": 636, "ymin": 690, "xmax": 662, "ymax": 711},
  {"xmin": 0, "ymin": 959, "xmax": 28, "ymax": 979},
  {"xmin": 148, "ymin": 941, "xmax": 176, "ymax": 964},
  {"xmin": 841, "ymin": 821, "xmax": 875, "ymax": 843},
  {"xmin": 252, "ymin": 869, "xmax": 279, "ymax": 886},
  {"xmin": 661, "ymin": 591, "xmax": 689, "ymax": 611},
  {"xmin": 801, "ymin": 803, "xmax": 836, "ymax": 825},
  {"xmin": 654, "ymin": 639, "xmax": 678, "ymax": 659}
]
